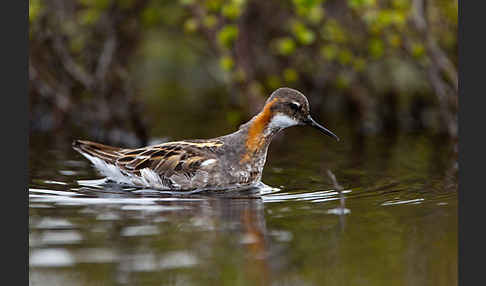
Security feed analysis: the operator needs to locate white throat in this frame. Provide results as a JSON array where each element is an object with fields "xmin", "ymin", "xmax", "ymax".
[{"xmin": 268, "ymin": 113, "xmax": 299, "ymax": 130}]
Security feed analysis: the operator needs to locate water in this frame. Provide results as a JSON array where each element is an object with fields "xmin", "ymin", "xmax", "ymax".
[{"xmin": 29, "ymin": 127, "xmax": 457, "ymax": 285}]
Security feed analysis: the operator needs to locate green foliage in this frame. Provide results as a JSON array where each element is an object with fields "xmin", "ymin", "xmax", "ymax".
[
  {"xmin": 29, "ymin": 0, "xmax": 457, "ymax": 135},
  {"xmin": 307, "ymin": 6, "xmax": 325, "ymax": 24},
  {"xmin": 335, "ymin": 72, "xmax": 351, "ymax": 89},
  {"xmin": 205, "ymin": 0, "xmax": 224, "ymax": 12},
  {"xmin": 118, "ymin": 0, "xmax": 135, "ymax": 10},
  {"xmin": 275, "ymin": 37, "xmax": 296, "ymax": 56},
  {"xmin": 220, "ymin": 55, "xmax": 235, "ymax": 71},
  {"xmin": 338, "ymin": 49, "xmax": 353, "ymax": 65},
  {"xmin": 321, "ymin": 20, "xmax": 347, "ymax": 44},
  {"xmin": 391, "ymin": 0, "xmax": 408, "ymax": 10},
  {"xmin": 232, "ymin": 68, "xmax": 247, "ymax": 83},
  {"xmin": 266, "ymin": 75, "xmax": 282, "ymax": 90},
  {"xmin": 78, "ymin": 9, "xmax": 102, "ymax": 26},
  {"xmin": 320, "ymin": 44, "xmax": 338, "ymax": 61},
  {"xmin": 79, "ymin": 0, "xmax": 112, "ymax": 10},
  {"xmin": 368, "ymin": 38, "xmax": 384, "ymax": 59},
  {"xmin": 352, "ymin": 57, "xmax": 366, "ymax": 72},
  {"xmin": 291, "ymin": 21, "xmax": 315, "ymax": 45},
  {"xmin": 411, "ymin": 42, "xmax": 425, "ymax": 58},
  {"xmin": 218, "ymin": 25, "xmax": 239, "ymax": 48},
  {"xmin": 29, "ymin": 0, "xmax": 42, "ymax": 23},
  {"xmin": 283, "ymin": 68, "xmax": 299, "ymax": 83},
  {"xmin": 387, "ymin": 33, "xmax": 402, "ymax": 48},
  {"xmin": 222, "ymin": 1, "xmax": 245, "ymax": 20},
  {"xmin": 293, "ymin": 0, "xmax": 325, "ymax": 23},
  {"xmin": 184, "ymin": 18, "xmax": 199, "ymax": 33},
  {"xmin": 348, "ymin": 0, "xmax": 376, "ymax": 9},
  {"xmin": 203, "ymin": 15, "xmax": 218, "ymax": 28},
  {"xmin": 179, "ymin": 0, "xmax": 195, "ymax": 5},
  {"xmin": 30, "ymin": 0, "xmax": 456, "ymax": 98},
  {"xmin": 69, "ymin": 34, "xmax": 87, "ymax": 54}
]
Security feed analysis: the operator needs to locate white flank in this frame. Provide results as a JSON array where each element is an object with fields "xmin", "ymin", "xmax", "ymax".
[
  {"xmin": 269, "ymin": 113, "xmax": 299, "ymax": 129},
  {"xmin": 80, "ymin": 152, "xmax": 178, "ymax": 189},
  {"xmin": 140, "ymin": 168, "xmax": 164, "ymax": 187},
  {"xmin": 80, "ymin": 153, "xmax": 132, "ymax": 184},
  {"xmin": 200, "ymin": 159, "xmax": 217, "ymax": 167}
]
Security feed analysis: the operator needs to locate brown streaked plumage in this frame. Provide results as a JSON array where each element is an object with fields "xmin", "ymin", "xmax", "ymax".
[{"xmin": 73, "ymin": 87, "xmax": 339, "ymax": 191}]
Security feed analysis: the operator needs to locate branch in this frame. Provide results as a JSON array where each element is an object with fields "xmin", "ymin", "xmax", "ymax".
[
  {"xmin": 53, "ymin": 35, "xmax": 95, "ymax": 90},
  {"xmin": 29, "ymin": 61, "xmax": 71, "ymax": 112},
  {"xmin": 411, "ymin": 0, "xmax": 458, "ymax": 92},
  {"xmin": 95, "ymin": 33, "xmax": 117, "ymax": 83}
]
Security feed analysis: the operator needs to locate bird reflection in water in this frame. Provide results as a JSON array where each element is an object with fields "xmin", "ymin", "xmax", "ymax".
[{"xmin": 77, "ymin": 182, "xmax": 281, "ymax": 286}]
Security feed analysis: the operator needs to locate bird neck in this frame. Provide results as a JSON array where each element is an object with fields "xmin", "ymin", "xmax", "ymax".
[{"xmin": 238, "ymin": 100, "xmax": 282, "ymax": 163}]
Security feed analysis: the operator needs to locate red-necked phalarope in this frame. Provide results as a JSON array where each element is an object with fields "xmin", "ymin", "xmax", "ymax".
[{"xmin": 73, "ymin": 87, "xmax": 339, "ymax": 191}]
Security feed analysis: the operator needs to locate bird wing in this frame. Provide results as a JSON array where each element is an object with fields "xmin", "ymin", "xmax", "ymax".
[
  {"xmin": 73, "ymin": 139, "xmax": 223, "ymax": 184},
  {"xmin": 115, "ymin": 140, "xmax": 224, "ymax": 181}
]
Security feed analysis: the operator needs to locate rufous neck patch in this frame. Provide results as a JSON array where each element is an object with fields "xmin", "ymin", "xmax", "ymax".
[{"xmin": 244, "ymin": 98, "xmax": 278, "ymax": 156}]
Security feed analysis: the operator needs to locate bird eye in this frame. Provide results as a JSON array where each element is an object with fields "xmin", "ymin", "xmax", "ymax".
[{"xmin": 288, "ymin": 102, "xmax": 300, "ymax": 111}]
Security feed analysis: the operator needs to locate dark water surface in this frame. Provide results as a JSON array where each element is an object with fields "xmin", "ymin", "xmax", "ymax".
[{"xmin": 29, "ymin": 125, "xmax": 457, "ymax": 285}]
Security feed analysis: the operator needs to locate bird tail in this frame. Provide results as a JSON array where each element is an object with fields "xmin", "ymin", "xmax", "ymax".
[{"xmin": 72, "ymin": 140, "xmax": 122, "ymax": 165}]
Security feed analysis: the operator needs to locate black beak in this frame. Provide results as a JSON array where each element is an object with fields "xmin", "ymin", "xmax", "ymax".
[{"xmin": 304, "ymin": 115, "xmax": 340, "ymax": 141}]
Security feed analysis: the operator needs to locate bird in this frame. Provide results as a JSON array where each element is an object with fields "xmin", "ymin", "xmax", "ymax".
[{"xmin": 73, "ymin": 87, "xmax": 339, "ymax": 192}]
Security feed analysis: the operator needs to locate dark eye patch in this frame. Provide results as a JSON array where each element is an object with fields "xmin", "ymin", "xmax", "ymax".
[{"xmin": 287, "ymin": 102, "xmax": 301, "ymax": 111}]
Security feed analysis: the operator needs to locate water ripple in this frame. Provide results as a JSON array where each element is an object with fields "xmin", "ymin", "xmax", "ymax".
[
  {"xmin": 29, "ymin": 188, "xmax": 203, "ymax": 207},
  {"xmin": 262, "ymin": 189, "xmax": 352, "ymax": 203},
  {"xmin": 381, "ymin": 198, "xmax": 424, "ymax": 206}
]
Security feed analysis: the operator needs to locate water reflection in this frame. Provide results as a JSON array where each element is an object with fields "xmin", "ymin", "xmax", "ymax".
[
  {"xmin": 30, "ymin": 184, "xmax": 281, "ymax": 285},
  {"xmin": 29, "ymin": 130, "xmax": 457, "ymax": 286}
]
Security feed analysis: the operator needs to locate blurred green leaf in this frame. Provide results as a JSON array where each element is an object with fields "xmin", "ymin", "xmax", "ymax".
[
  {"xmin": 220, "ymin": 55, "xmax": 235, "ymax": 71},
  {"xmin": 353, "ymin": 57, "xmax": 366, "ymax": 71},
  {"xmin": 218, "ymin": 25, "xmax": 239, "ymax": 48},
  {"xmin": 184, "ymin": 18, "xmax": 198, "ymax": 33},
  {"xmin": 266, "ymin": 75, "xmax": 281, "ymax": 90},
  {"xmin": 292, "ymin": 0, "xmax": 325, "ymax": 9},
  {"xmin": 203, "ymin": 15, "xmax": 218, "ymax": 28},
  {"xmin": 391, "ymin": 0, "xmax": 409, "ymax": 9},
  {"xmin": 283, "ymin": 68, "xmax": 299, "ymax": 82},
  {"xmin": 141, "ymin": 6, "xmax": 161, "ymax": 27},
  {"xmin": 29, "ymin": 0, "xmax": 42, "ymax": 23},
  {"xmin": 307, "ymin": 6, "xmax": 325, "ymax": 24},
  {"xmin": 320, "ymin": 44, "xmax": 338, "ymax": 60},
  {"xmin": 232, "ymin": 68, "xmax": 247, "ymax": 83},
  {"xmin": 78, "ymin": 9, "xmax": 101, "ymax": 26},
  {"xmin": 275, "ymin": 37, "xmax": 296, "ymax": 56},
  {"xmin": 80, "ymin": 0, "xmax": 111, "ymax": 10},
  {"xmin": 119, "ymin": 0, "xmax": 135, "ymax": 9},
  {"xmin": 322, "ymin": 20, "xmax": 347, "ymax": 43},
  {"xmin": 411, "ymin": 43, "xmax": 425, "ymax": 58},
  {"xmin": 69, "ymin": 35, "xmax": 86, "ymax": 54},
  {"xmin": 179, "ymin": 0, "xmax": 195, "ymax": 5},
  {"xmin": 205, "ymin": 0, "xmax": 224, "ymax": 12},
  {"xmin": 387, "ymin": 34, "xmax": 402, "ymax": 47},
  {"xmin": 292, "ymin": 22, "xmax": 315, "ymax": 45},
  {"xmin": 338, "ymin": 49, "xmax": 353, "ymax": 65},
  {"xmin": 348, "ymin": 0, "xmax": 376, "ymax": 9},
  {"xmin": 336, "ymin": 73, "xmax": 351, "ymax": 89},
  {"xmin": 368, "ymin": 38, "xmax": 384, "ymax": 59},
  {"xmin": 222, "ymin": 3, "xmax": 242, "ymax": 20}
]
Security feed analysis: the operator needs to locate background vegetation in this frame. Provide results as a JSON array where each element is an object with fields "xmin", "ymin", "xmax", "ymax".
[{"xmin": 29, "ymin": 0, "xmax": 457, "ymax": 146}]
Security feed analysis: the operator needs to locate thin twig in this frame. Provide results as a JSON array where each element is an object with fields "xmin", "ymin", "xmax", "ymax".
[{"xmin": 327, "ymin": 170, "xmax": 345, "ymax": 209}]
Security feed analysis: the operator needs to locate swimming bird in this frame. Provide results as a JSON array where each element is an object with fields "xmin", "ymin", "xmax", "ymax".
[{"xmin": 73, "ymin": 87, "xmax": 339, "ymax": 191}]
